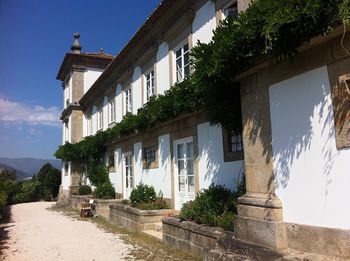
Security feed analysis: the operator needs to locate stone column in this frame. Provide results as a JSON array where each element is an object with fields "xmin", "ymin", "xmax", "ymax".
[{"xmin": 234, "ymin": 73, "xmax": 288, "ymax": 250}]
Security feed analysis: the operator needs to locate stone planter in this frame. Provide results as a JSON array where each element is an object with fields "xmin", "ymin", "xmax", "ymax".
[
  {"xmin": 162, "ymin": 217, "xmax": 282, "ymax": 260},
  {"xmin": 69, "ymin": 195, "xmax": 119, "ymax": 219},
  {"xmin": 109, "ymin": 203, "xmax": 174, "ymax": 232}
]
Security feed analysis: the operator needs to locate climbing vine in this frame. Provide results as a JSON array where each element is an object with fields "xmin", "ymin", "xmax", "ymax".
[{"xmin": 55, "ymin": 0, "xmax": 350, "ymax": 162}]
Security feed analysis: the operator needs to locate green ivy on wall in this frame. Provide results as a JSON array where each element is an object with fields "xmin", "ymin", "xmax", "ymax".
[{"xmin": 55, "ymin": 0, "xmax": 350, "ymax": 162}]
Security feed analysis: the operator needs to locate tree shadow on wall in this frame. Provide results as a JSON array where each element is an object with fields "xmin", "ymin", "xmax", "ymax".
[{"xmin": 246, "ymin": 68, "xmax": 342, "ymax": 204}]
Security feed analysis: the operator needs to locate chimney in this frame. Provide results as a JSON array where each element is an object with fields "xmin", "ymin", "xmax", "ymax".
[{"xmin": 71, "ymin": 32, "xmax": 82, "ymax": 54}]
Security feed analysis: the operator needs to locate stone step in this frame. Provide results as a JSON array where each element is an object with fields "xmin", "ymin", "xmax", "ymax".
[
  {"xmin": 153, "ymin": 222, "xmax": 163, "ymax": 232},
  {"xmin": 208, "ymin": 248, "xmax": 251, "ymax": 261},
  {"xmin": 143, "ymin": 229, "xmax": 163, "ymax": 241}
]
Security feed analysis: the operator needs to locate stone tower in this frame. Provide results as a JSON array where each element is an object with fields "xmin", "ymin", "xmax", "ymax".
[{"xmin": 56, "ymin": 33, "xmax": 114, "ymax": 204}]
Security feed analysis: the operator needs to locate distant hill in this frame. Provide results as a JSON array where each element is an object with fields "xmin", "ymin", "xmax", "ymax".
[
  {"xmin": 0, "ymin": 163, "xmax": 31, "ymax": 180},
  {"xmin": 0, "ymin": 158, "xmax": 61, "ymax": 179}
]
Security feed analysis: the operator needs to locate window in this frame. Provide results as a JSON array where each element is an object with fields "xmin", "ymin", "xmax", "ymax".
[
  {"xmin": 98, "ymin": 108, "xmax": 103, "ymax": 130},
  {"xmin": 125, "ymin": 87, "xmax": 132, "ymax": 113},
  {"xmin": 143, "ymin": 146, "xmax": 158, "ymax": 169},
  {"xmin": 64, "ymin": 121, "xmax": 69, "ymax": 143},
  {"xmin": 145, "ymin": 70, "xmax": 155, "ymax": 101},
  {"xmin": 223, "ymin": 1, "xmax": 238, "ymax": 19},
  {"xmin": 229, "ymin": 132, "xmax": 243, "ymax": 152},
  {"xmin": 175, "ymin": 42, "xmax": 190, "ymax": 83},
  {"xmin": 108, "ymin": 153, "xmax": 115, "ymax": 172},
  {"xmin": 223, "ymin": 129, "xmax": 244, "ymax": 162},
  {"xmin": 109, "ymin": 98, "xmax": 115, "ymax": 124},
  {"xmin": 64, "ymin": 161, "xmax": 69, "ymax": 176}
]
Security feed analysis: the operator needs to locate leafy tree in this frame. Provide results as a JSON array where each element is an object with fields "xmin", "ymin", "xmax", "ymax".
[
  {"xmin": 36, "ymin": 163, "xmax": 61, "ymax": 198},
  {"xmin": 0, "ymin": 169, "xmax": 16, "ymax": 183}
]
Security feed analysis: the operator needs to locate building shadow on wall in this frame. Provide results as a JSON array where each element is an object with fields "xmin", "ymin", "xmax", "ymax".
[{"xmin": 0, "ymin": 205, "xmax": 13, "ymax": 259}]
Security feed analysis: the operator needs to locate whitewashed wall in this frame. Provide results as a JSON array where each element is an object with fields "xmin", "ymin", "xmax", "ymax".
[
  {"xmin": 156, "ymin": 42, "xmax": 170, "ymax": 95},
  {"xmin": 134, "ymin": 134, "xmax": 172, "ymax": 199},
  {"xmin": 192, "ymin": 1, "xmax": 217, "ymax": 45},
  {"xmin": 83, "ymin": 68, "xmax": 103, "ymax": 94},
  {"xmin": 116, "ymin": 84, "xmax": 123, "ymax": 123},
  {"xmin": 103, "ymin": 96, "xmax": 108, "ymax": 130},
  {"xmin": 132, "ymin": 67, "xmax": 142, "ymax": 114},
  {"xmin": 91, "ymin": 106, "xmax": 97, "ymax": 135},
  {"xmin": 197, "ymin": 122, "xmax": 244, "ymax": 191},
  {"xmin": 269, "ymin": 66, "xmax": 350, "ymax": 229},
  {"xmin": 112, "ymin": 148, "xmax": 123, "ymax": 194}
]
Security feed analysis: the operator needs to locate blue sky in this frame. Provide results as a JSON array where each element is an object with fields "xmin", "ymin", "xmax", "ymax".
[{"xmin": 0, "ymin": 0, "xmax": 160, "ymax": 159}]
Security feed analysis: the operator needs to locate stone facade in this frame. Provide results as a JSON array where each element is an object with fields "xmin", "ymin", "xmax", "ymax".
[{"xmin": 234, "ymin": 27, "xmax": 350, "ymax": 258}]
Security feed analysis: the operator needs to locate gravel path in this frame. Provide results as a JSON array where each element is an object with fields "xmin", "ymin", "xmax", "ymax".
[{"xmin": 1, "ymin": 202, "xmax": 133, "ymax": 261}]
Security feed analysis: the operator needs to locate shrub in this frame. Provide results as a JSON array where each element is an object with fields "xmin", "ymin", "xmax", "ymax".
[
  {"xmin": 42, "ymin": 189, "xmax": 52, "ymax": 201},
  {"xmin": 12, "ymin": 193, "xmax": 28, "ymax": 204},
  {"xmin": 130, "ymin": 183, "xmax": 156, "ymax": 206},
  {"xmin": 0, "ymin": 190, "xmax": 7, "ymax": 213},
  {"xmin": 217, "ymin": 212, "xmax": 235, "ymax": 231},
  {"xmin": 179, "ymin": 184, "xmax": 236, "ymax": 228},
  {"xmin": 87, "ymin": 163, "xmax": 109, "ymax": 187},
  {"xmin": 95, "ymin": 182, "xmax": 115, "ymax": 199},
  {"xmin": 136, "ymin": 198, "xmax": 168, "ymax": 210},
  {"xmin": 20, "ymin": 180, "xmax": 41, "ymax": 202},
  {"xmin": 3, "ymin": 180, "xmax": 20, "ymax": 204},
  {"xmin": 79, "ymin": 185, "xmax": 92, "ymax": 195}
]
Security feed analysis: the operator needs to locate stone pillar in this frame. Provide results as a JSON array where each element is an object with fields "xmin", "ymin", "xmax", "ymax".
[{"xmin": 234, "ymin": 74, "xmax": 288, "ymax": 250}]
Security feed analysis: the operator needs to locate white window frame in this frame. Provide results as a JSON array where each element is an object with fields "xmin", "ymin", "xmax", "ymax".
[
  {"xmin": 173, "ymin": 40, "xmax": 190, "ymax": 84},
  {"xmin": 145, "ymin": 69, "xmax": 155, "ymax": 102},
  {"xmin": 109, "ymin": 98, "xmax": 116, "ymax": 124},
  {"xmin": 125, "ymin": 86, "xmax": 132, "ymax": 113}
]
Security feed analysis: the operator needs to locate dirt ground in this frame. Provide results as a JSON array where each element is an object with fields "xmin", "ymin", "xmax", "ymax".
[
  {"xmin": 0, "ymin": 202, "xmax": 133, "ymax": 261},
  {"xmin": 0, "ymin": 201, "xmax": 198, "ymax": 261}
]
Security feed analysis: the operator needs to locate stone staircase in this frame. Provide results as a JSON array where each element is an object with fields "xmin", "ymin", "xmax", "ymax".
[{"xmin": 142, "ymin": 221, "xmax": 163, "ymax": 241}]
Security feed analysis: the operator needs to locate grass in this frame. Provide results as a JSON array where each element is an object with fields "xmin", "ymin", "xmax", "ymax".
[{"xmin": 50, "ymin": 205, "xmax": 201, "ymax": 261}]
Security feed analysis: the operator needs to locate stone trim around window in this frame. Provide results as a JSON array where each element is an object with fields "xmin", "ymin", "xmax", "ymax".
[
  {"xmin": 142, "ymin": 138, "xmax": 159, "ymax": 169},
  {"xmin": 108, "ymin": 153, "xmax": 116, "ymax": 172},
  {"xmin": 222, "ymin": 129, "xmax": 244, "ymax": 162},
  {"xmin": 331, "ymin": 73, "xmax": 350, "ymax": 149}
]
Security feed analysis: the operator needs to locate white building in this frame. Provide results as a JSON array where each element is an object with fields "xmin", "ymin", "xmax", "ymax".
[{"xmin": 57, "ymin": 0, "xmax": 246, "ymax": 210}]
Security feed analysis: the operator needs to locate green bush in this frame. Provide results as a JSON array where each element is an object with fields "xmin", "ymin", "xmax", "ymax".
[
  {"xmin": 20, "ymin": 180, "xmax": 41, "ymax": 202},
  {"xmin": 42, "ymin": 189, "xmax": 52, "ymax": 201},
  {"xmin": 79, "ymin": 185, "xmax": 92, "ymax": 195},
  {"xmin": 135, "ymin": 198, "xmax": 168, "ymax": 210},
  {"xmin": 130, "ymin": 183, "xmax": 156, "ymax": 206},
  {"xmin": 179, "ymin": 184, "xmax": 236, "ymax": 228},
  {"xmin": 3, "ymin": 180, "xmax": 20, "ymax": 204},
  {"xmin": 12, "ymin": 193, "xmax": 28, "ymax": 204},
  {"xmin": 87, "ymin": 163, "xmax": 109, "ymax": 187},
  {"xmin": 0, "ymin": 190, "xmax": 7, "ymax": 213},
  {"xmin": 217, "ymin": 212, "xmax": 235, "ymax": 231},
  {"xmin": 95, "ymin": 182, "xmax": 115, "ymax": 199}
]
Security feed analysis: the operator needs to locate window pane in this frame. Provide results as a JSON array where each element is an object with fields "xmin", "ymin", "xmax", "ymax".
[
  {"xmin": 186, "ymin": 159, "xmax": 194, "ymax": 175},
  {"xmin": 177, "ymin": 144, "xmax": 184, "ymax": 159},
  {"xmin": 183, "ymin": 43, "xmax": 189, "ymax": 53},
  {"xmin": 188, "ymin": 176, "xmax": 195, "ymax": 192},
  {"xmin": 186, "ymin": 142, "xmax": 193, "ymax": 158},
  {"xmin": 178, "ymin": 160, "xmax": 185, "ymax": 175},
  {"xmin": 176, "ymin": 49, "xmax": 182, "ymax": 59},
  {"xmin": 179, "ymin": 175, "xmax": 185, "ymax": 192}
]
